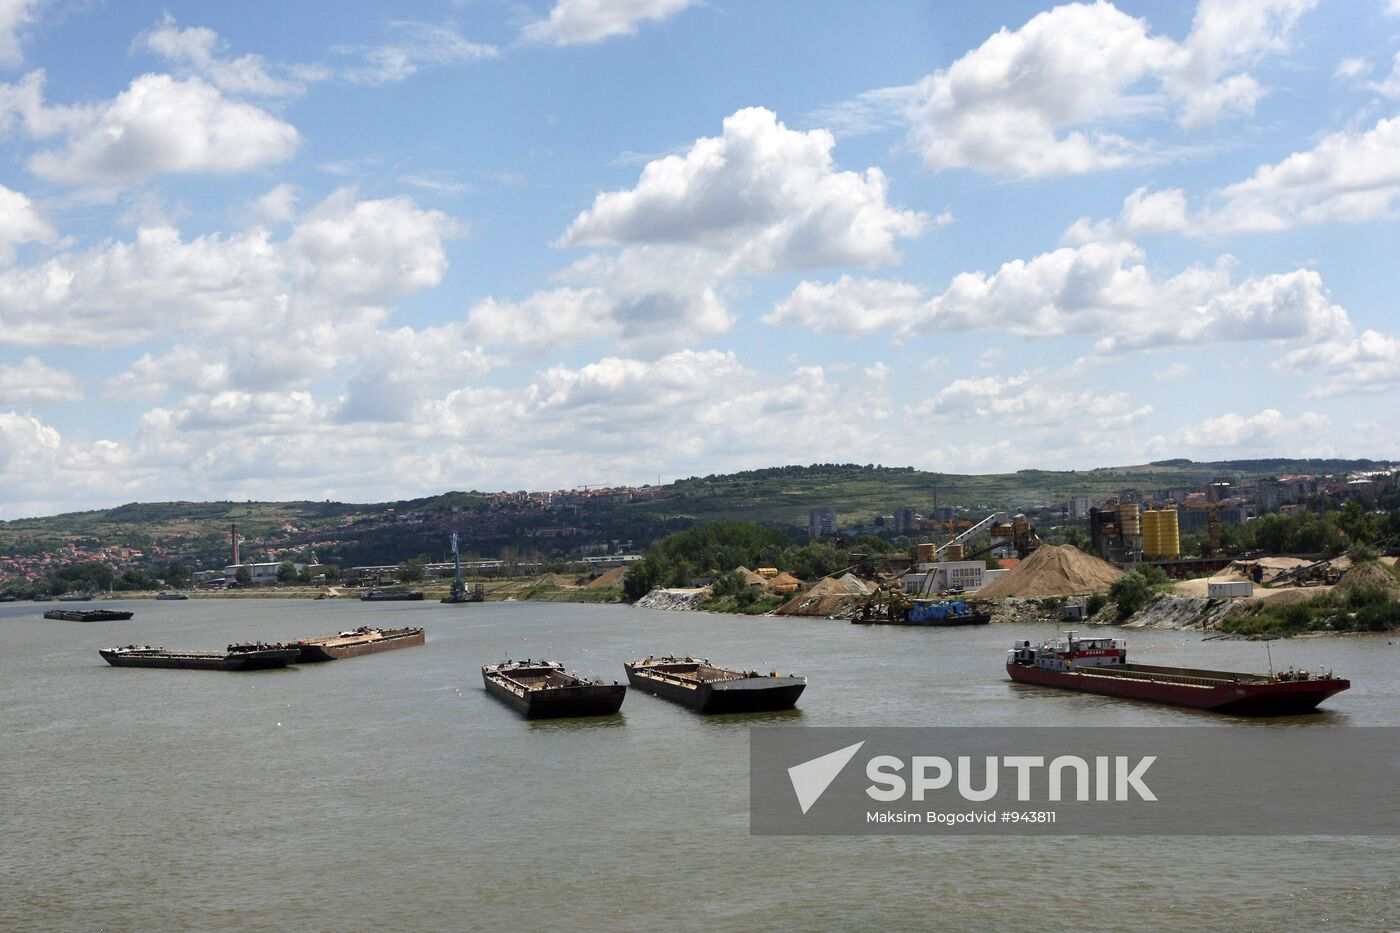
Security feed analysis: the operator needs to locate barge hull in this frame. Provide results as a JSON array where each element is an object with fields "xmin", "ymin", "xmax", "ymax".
[
  {"xmin": 1007, "ymin": 664, "xmax": 1349, "ymax": 715},
  {"xmin": 625, "ymin": 670, "xmax": 805, "ymax": 713},
  {"xmin": 296, "ymin": 629, "xmax": 425, "ymax": 662},
  {"xmin": 482, "ymin": 675, "xmax": 625, "ymax": 719}
]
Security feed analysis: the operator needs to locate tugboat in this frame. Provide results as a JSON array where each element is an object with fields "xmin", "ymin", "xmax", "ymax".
[
  {"xmin": 482, "ymin": 659, "xmax": 626, "ymax": 719},
  {"xmin": 624, "ymin": 656, "xmax": 805, "ymax": 713},
  {"xmin": 359, "ymin": 589, "xmax": 425, "ymax": 602},
  {"xmin": 99, "ymin": 643, "xmax": 300, "ymax": 671},
  {"xmin": 293, "ymin": 626, "xmax": 425, "ymax": 662},
  {"xmin": 45, "ymin": 608, "xmax": 134, "ymax": 622},
  {"xmin": 1006, "ymin": 632, "xmax": 1350, "ymax": 715},
  {"xmin": 440, "ymin": 532, "xmax": 485, "ymax": 604}
]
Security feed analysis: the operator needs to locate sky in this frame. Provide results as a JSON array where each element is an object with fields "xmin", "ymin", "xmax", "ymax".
[{"xmin": 0, "ymin": 0, "xmax": 1397, "ymax": 517}]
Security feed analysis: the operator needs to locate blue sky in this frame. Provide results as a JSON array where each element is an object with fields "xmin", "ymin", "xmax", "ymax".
[{"xmin": 0, "ymin": 0, "xmax": 1397, "ymax": 517}]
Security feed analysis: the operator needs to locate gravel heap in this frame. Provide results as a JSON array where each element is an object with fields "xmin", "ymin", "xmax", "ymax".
[{"xmin": 976, "ymin": 544, "xmax": 1125, "ymax": 598}]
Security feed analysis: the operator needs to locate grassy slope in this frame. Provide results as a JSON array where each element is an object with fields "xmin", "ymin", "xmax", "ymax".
[{"xmin": 0, "ymin": 458, "xmax": 1381, "ymax": 549}]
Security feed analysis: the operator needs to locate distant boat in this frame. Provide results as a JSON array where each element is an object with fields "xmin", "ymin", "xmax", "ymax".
[
  {"xmin": 154, "ymin": 592, "xmax": 190, "ymax": 600},
  {"xmin": 45, "ymin": 609, "xmax": 134, "ymax": 622},
  {"xmin": 57, "ymin": 593, "xmax": 94, "ymax": 602},
  {"xmin": 292, "ymin": 626, "xmax": 425, "ymax": 662},
  {"xmin": 359, "ymin": 589, "xmax": 425, "ymax": 602}
]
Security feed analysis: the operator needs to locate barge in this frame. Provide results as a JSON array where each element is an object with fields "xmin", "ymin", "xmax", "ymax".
[
  {"xmin": 624, "ymin": 656, "xmax": 805, "ymax": 713},
  {"xmin": 293, "ymin": 626, "xmax": 425, "ymax": 662},
  {"xmin": 359, "ymin": 589, "xmax": 425, "ymax": 602},
  {"xmin": 45, "ymin": 608, "xmax": 134, "ymax": 622},
  {"xmin": 1007, "ymin": 632, "xmax": 1349, "ymax": 715},
  {"xmin": 99, "ymin": 643, "xmax": 300, "ymax": 671},
  {"xmin": 482, "ymin": 659, "xmax": 626, "ymax": 719}
]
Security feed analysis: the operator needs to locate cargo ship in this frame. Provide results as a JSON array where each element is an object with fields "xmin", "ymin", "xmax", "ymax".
[
  {"xmin": 293, "ymin": 626, "xmax": 425, "ymax": 662},
  {"xmin": 1006, "ymin": 632, "xmax": 1350, "ymax": 715},
  {"xmin": 482, "ymin": 659, "xmax": 627, "ymax": 719},
  {"xmin": 853, "ymin": 598, "xmax": 990, "ymax": 626},
  {"xmin": 359, "ymin": 589, "xmax": 425, "ymax": 602},
  {"xmin": 99, "ymin": 643, "xmax": 300, "ymax": 671},
  {"xmin": 45, "ymin": 608, "xmax": 134, "ymax": 622},
  {"xmin": 624, "ymin": 656, "xmax": 805, "ymax": 713}
]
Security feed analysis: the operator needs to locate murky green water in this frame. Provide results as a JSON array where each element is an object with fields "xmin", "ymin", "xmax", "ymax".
[{"xmin": 4, "ymin": 598, "xmax": 1398, "ymax": 931}]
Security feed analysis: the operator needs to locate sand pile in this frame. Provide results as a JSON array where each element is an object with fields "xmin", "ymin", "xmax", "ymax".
[
  {"xmin": 1336, "ymin": 562, "xmax": 1400, "ymax": 597},
  {"xmin": 804, "ymin": 574, "xmax": 872, "ymax": 597},
  {"xmin": 772, "ymin": 592, "xmax": 860, "ymax": 618},
  {"xmin": 586, "ymin": 567, "xmax": 627, "ymax": 589},
  {"xmin": 533, "ymin": 573, "xmax": 577, "ymax": 588},
  {"xmin": 733, "ymin": 566, "xmax": 768, "ymax": 586},
  {"xmin": 976, "ymin": 544, "xmax": 1125, "ymax": 598}
]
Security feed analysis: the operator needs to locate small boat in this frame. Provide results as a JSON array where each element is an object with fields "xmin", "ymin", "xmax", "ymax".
[
  {"xmin": 359, "ymin": 589, "xmax": 425, "ymax": 602},
  {"xmin": 482, "ymin": 659, "xmax": 626, "ymax": 719},
  {"xmin": 45, "ymin": 609, "xmax": 134, "ymax": 622},
  {"xmin": 293, "ymin": 626, "xmax": 425, "ymax": 662},
  {"xmin": 154, "ymin": 592, "xmax": 189, "ymax": 600},
  {"xmin": 624, "ymin": 656, "xmax": 805, "ymax": 713},
  {"xmin": 0, "ymin": 595, "xmax": 17, "ymax": 602},
  {"xmin": 99, "ymin": 643, "xmax": 300, "ymax": 671},
  {"xmin": 1006, "ymin": 632, "xmax": 1350, "ymax": 715}
]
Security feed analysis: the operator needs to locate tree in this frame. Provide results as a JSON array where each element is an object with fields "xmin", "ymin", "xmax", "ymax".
[
  {"xmin": 396, "ymin": 555, "xmax": 427, "ymax": 583},
  {"xmin": 1108, "ymin": 571, "xmax": 1152, "ymax": 621},
  {"xmin": 277, "ymin": 560, "xmax": 297, "ymax": 583},
  {"xmin": 234, "ymin": 565, "xmax": 252, "ymax": 586},
  {"xmin": 162, "ymin": 562, "xmax": 192, "ymax": 588}
]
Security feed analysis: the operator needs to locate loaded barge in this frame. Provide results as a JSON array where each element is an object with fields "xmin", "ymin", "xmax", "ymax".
[
  {"xmin": 1007, "ymin": 632, "xmax": 1349, "ymax": 715},
  {"xmin": 45, "ymin": 608, "xmax": 134, "ymax": 622},
  {"xmin": 482, "ymin": 659, "xmax": 626, "ymax": 719},
  {"xmin": 359, "ymin": 589, "xmax": 424, "ymax": 602},
  {"xmin": 624, "ymin": 657, "xmax": 805, "ymax": 713},
  {"xmin": 293, "ymin": 626, "xmax": 425, "ymax": 662},
  {"xmin": 99, "ymin": 643, "xmax": 300, "ymax": 671}
]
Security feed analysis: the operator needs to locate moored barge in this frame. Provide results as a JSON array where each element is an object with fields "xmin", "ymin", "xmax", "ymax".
[
  {"xmin": 359, "ymin": 589, "xmax": 425, "ymax": 602},
  {"xmin": 45, "ymin": 608, "xmax": 134, "ymax": 622},
  {"xmin": 1007, "ymin": 632, "xmax": 1349, "ymax": 715},
  {"xmin": 624, "ymin": 656, "xmax": 805, "ymax": 713},
  {"xmin": 482, "ymin": 659, "xmax": 626, "ymax": 719},
  {"xmin": 99, "ymin": 643, "xmax": 300, "ymax": 671},
  {"xmin": 294, "ymin": 626, "xmax": 425, "ymax": 662},
  {"xmin": 853, "ymin": 598, "xmax": 990, "ymax": 626}
]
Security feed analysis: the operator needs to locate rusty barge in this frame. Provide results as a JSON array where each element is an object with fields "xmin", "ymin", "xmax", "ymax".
[
  {"xmin": 99, "ymin": 643, "xmax": 300, "ymax": 671},
  {"xmin": 482, "ymin": 659, "xmax": 626, "ymax": 719},
  {"xmin": 293, "ymin": 626, "xmax": 425, "ymax": 662},
  {"xmin": 624, "ymin": 656, "xmax": 805, "ymax": 713}
]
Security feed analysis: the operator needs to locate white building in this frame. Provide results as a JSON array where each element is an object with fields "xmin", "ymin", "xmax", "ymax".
[
  {"xmin": 224, "ymin": 562, "xmax": 299, "ymax": 586},
  {"xmin": 903, "ymin": 560, "xmax": 990, "ymax": 594}
]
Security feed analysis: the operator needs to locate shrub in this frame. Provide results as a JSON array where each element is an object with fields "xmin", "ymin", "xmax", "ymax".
[
  {"xmin": 1085, "ymin": 593, "xmax": 1108, "ymax": 618},
  {"xmin": 1108, "ymin": 571, "xmax": 1151, "ymax": 621}
]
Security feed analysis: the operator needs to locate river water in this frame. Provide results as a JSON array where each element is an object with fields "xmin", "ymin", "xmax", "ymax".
[{"xmin": 3, "ymin": 598, "xmax": 1398, "ymax": 932}]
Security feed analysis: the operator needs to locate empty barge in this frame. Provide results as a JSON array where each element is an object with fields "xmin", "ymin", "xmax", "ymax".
[
  {"xmin": 482, "ymin": 659, "xmax": 626, "ymax": 719},
  {"xmin": 293, "ymin": 626, "xmax": 425, "ymax": 661},
  {"xmin": 99, "ymin": 643, "xmax": 300, "ymax": 671},
  {"xmin": 624, "ymin": 656, "xmax": 805, "ymax": 713}
]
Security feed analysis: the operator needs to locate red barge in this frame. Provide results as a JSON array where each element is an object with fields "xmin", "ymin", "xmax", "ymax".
[{"xmin": 1007, "ymin": 632, "xmax": 1349, "ymax": 716}]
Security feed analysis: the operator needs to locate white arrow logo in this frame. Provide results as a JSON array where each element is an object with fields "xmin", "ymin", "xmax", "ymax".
[{"xmin": 787, "ymin": 741, "xmax": 865, "ymax": 814}]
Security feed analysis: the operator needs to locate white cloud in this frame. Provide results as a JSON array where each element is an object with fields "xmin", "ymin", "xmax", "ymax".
[
  {"xmin": 1333, "ymin": 57, "xmax": 1370, "ymax": 80},
  {"xmin": 1062, "ymin": 186, "xmax": 1188, "ymax": 244},
  {"xmin": 0, "ymin": 181, "xmax": 53, "ymax": 261},
  {"xmin": 1153, "ymin": 362, "xmax": 1193, "ymax": 383},
  {"xmin": 0, "ymin": 188, "xmax": 453, "ymax": 352},
  {"xmin": 0, "ymin": 0, "xmax": 39, "ymax": 69},
  {"xmin": 137, "ymin": 15, "xmax": 302, "ymax": 97},
  {"xmin": 339, "ymin": 22, "xmax": 497, "ymax": 83},
  {"xmin": 523, "ymin": 0, "xmax": 697, "ymax": 46},
  {"xmin": 1370, "ymin": 52, "xmax": 1400, "ymax": 98},
  {"xmin": 1167, "ymin": 408, "xmax": 1332, "ymax": 452},
  {"xmin": 1208, "ymin": 115, "xmax": 1400, "ymax": 231},
  {"xmin": 247, "ymin": 183, "xmax": 299, "ymax": 226},
  {"xmin": 772, "ymin": 240, "xmax": 1351, "ymax": 358},
  {"xmin": 912, "ymin": 371, "xmax": 1153, "ymax": 431},
  {"xmin": 840, "ymin": 0, "xmax": 1314, "ymax": 178},
  {"xmin": 563, "ymin": 107, "xmax": 926, "ymax": 273},
  {"xmin": 0, "ymin": 356, "xmax": 81, "ymax": 404},
  {"xmin": 1, "ymin": 71, "xmax": 300, "ymax": 188},
  {"xmin": 1275, "ymin": 329, "xmax": 1400, "ymax": 397}
]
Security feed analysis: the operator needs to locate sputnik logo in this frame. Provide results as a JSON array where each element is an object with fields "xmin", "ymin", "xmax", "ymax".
[{"xmin": 787, "ymin": 741, "xmax": 864, "ymax": 814}]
